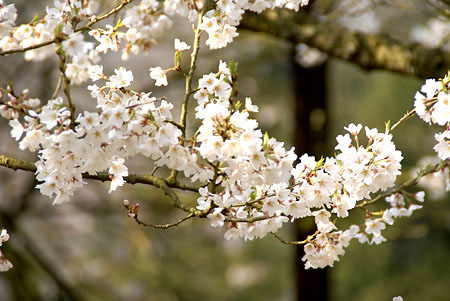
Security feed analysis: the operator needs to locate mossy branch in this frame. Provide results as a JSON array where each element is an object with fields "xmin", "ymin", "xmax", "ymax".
[{"xmin": 240, "ymin": 10, "xmax": 450, "ymax": 78}]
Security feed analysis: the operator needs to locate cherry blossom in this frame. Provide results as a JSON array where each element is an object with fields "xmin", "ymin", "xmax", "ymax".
[
  {"xmin": 0, "ymin": 229, "xmax": 12, "ymax": 272},
  {"xmin": 149, "ymin": 67, "xmax": 168, "ymax": 86},
  {"xmin": 0, "ymin": 0, "xmax": 448, "ymax": 274}
]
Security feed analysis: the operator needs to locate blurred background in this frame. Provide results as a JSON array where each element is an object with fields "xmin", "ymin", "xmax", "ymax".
[{"xmin": 0, "ymin": 0, "xmax": 449, "ymax": 300}]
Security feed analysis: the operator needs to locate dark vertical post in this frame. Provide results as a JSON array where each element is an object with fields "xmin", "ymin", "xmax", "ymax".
[{"xmin": 292, "ymin": 51, "xmax": 329, "ymax": 301}]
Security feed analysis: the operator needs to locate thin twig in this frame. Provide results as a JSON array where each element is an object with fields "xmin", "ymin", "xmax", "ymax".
[
  {"xmin": 390, "ymin": 108, "xmax": 416, "ymax": 133},
  {"xmin": 167, "ymin": 0, "xmax": 210, "ymax": 183},
  {"xmin": 164, "ymin": 119, "xmax": 184, "ymax": 130},
  {"xmin": 230, "ymin": 193, "xmax": 275, "ymax": 208},
  {"xmin": 132, "ymin": 212, "xmax": 195, "ymax": 229},
  {"xmin": 271, "ymin": 231, "xmax": 317, "ymax": 245},
  {"xmin": 224, "ymin": 215, "xmax": 273, "ymax": 223},
  {"xmin": 55, "ymin": 48, "xmax": 76, "ymax": 127},
  {"xmin": 51, "ymin": 73, "xmax": 64, "ymax": 100},
  {"xmin": 356, "ymin": 161, "xmax": 449, "ymax": 209},
  {"xmin": 178, "ymin": 2, "xmax": 208, "ymax": 134},
  {"xmin": 81, "ymin": 0, "xmax": 134, "ymax": 30}
]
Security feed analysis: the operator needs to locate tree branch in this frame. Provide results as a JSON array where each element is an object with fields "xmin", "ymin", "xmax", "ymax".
[
  {"xmin": 271, "ymin": 231, "xmax": 318, "ymax": 245},
  {"xmin": 0, "ymin": 182, "xmax": 82, "ymax": 300},
  {"xmin": 356, "ymin": 160, "xmax": 450, "ymax": 209},
  {"xmin": 167, "ymin": 0, "xmax": 211, "ymax": 183},
  {"xmin": 427, "ymin": 0, "xmax": 450, "ymax": 16},
  {"xmin": 0, "ymin": 154, "xmax": 200, "ymax": 193},
  {"xmin": 240, "ymin": 10, "xmax": 450, "ymax": 78},
  {"xmin": 128, "ymin": 211, "xmax": 195, "ymax": 229},
  {"xmin": 18, "ymin": 230, "xmax": 84, "ymax": 300},
  {"xmin": 0, "ymin": 39, "xmax": 57, "ymax": 56}
]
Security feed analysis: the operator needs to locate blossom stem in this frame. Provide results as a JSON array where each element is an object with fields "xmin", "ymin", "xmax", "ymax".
[
  {"xmin": 51, "ymin": 73, "xmax": 64, "ymax": 100},
  {"xmin": 55, "ymin": 44, "xmax": 76, "ymax": 128}
]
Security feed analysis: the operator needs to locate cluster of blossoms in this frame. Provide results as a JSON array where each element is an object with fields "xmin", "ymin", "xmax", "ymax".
[
  {"xmin": 302, "ymin": 226, "xmax": 357, "ymax": 269},
  {"xmin": 0, "ymin": 0, "xmax": 448, "ymax": 274},
  {"xmin": 0, "ymin": 0, "xmax": 310, "ymax": 84},
  {"xmin": 0, "ymin": 86, "xmax": 41, "ymax": 120},
  {"xmin": 414, "ymin": 73, "xmax": 450, "ymax": 160},
  {"xmin": 356, "ymin": 191, "xmax": 424, "ymax": 246},
  {"xmin": 120, "ymin": 0, "xmax": 173, "ymax": 60},
  {"xmin": 0, "ymin": 229, "xmax": 12, "ymax": 272},
  {"xmin": 200, "ymin": 0, "xmax": 309, "ymax": 49},
  {"xmin": 5, "ymin": 60, "xmax": 218, "ymax": 204},
  {"xmin": 0, "ymin": 0, "xmax": 16, "ymax": 37},
  {"xmin": 190, "ymin": 64, "xmax": 407, "ymax": 268},
  {"xmin": 3, "ymin": 56, "xmax": 411, "ymax": 269},
  {"xmin": 0, "ymin": 0, "xmax": 99, "ymax": 61}
]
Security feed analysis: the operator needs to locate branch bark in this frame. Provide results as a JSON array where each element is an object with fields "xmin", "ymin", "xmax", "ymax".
[{"xmin": 240, "ymin": 10, "xmax": 450, "ymax": 78}]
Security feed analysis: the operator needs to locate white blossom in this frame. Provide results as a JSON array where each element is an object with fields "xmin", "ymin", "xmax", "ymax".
[
  {"xmin": 174, "ymin": 38, "xmax": 190, "ymax": 51},
  {"xmin": 207, "ymin": 208, "xmax": 225, "ymax": 227},
  {"xmin": 149, "ymin": 67, "xmax": 168, "ymax": 86},
  {"xmin": 107, "ymin": 67, "xmax": 133, "ymax": 89}
]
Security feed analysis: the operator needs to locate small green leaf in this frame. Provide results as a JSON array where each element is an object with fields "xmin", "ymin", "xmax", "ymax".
[
  {"xmin": 176, "ymin": 51, "xmax": 182, "ymax": 66},
  {"xmin": 315, "ymin": 157, "xmax": 325, "ymax": 169},
  {"xmin": 147, "ymin": 110, "xmax": 155, "ymax": 122},
  {"xmin": 54, "ymin": 23, "xmax": 64, "ymax": 36},
  {"xmin": 263, "ymin": 131, "xmax": 270, "ymax": 147},
  {"xmin": 114, "ymin": 17, "xmax": 123, "ymax": 31},
  {"xmin": 228, "ymin": 60, "xmax": 238, "ymax": 76},
  {"xmin": 30, "ymin": 13, "xmax": 40, "ymax": 24},
  {"xmin": 234, "ymin": 100, "xmax": 241, "ymax": 111}
]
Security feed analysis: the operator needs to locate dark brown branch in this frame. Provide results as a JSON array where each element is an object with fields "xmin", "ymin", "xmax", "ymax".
[
  {"xmin": 240, "ymin": 10, "xmax": 450, "ymax": 78},
  {"xmin": 18, "ymin": 230, "xmax": 84, "ymax": 300},
  {"xmin": 0, "ymin": 183, "xmax": 82, "ymax": 300}
]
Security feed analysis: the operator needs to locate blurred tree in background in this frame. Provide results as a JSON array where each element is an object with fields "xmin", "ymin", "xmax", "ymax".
[{"xmin": 0, "ymin": 0, "xmax": 449, "ymax": 300}]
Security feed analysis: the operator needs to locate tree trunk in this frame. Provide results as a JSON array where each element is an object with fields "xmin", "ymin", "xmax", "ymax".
[{"xmin": 292, "ymin": 51, "xmax": 329, "ymax": 301}]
